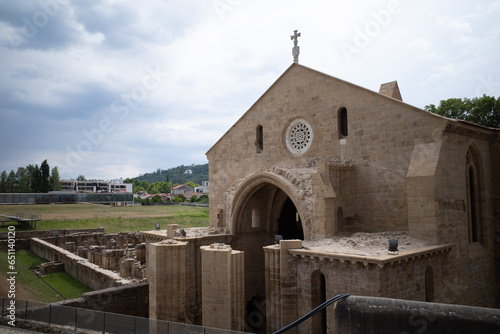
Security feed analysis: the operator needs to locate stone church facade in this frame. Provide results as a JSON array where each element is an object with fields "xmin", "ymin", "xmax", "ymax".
[{"xmin": 146, "ymin": 63, "xmax": 499, "ymax": 333}]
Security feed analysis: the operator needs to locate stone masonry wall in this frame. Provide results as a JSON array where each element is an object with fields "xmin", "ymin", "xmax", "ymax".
[
  {"xmin": 207, "ymin": 64, "xmax": 452, "ymax": 239},
  {"xmin": 30, "ymin": 238, "xmax": 131, "ymax": 290},
  {"xmin": 147, "ymin": 239, "xmax": 188, "ymax": 322},
  {"xmin": 0, "ymin": 228, "xmax": 105, "ymax": 251},
  {"xmin": 201, "ymin": 244, "xmax": 245, "ymax": 331},
  {"xmin": 433, "ymin": 130, "xmax": 497, "ymax": 308},
  {"xmin": 490, "ymin": 133, "xmax": 500, "ymax": 306},
  {"xmin": 59, "ymin": 282, "xmax": 149, "ymax": 317}
]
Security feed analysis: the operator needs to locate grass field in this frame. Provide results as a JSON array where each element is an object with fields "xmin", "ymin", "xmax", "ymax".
[
  {"xmin": 42, "ymin": 272, "xmax": 93, "ymax": 299},
  {"xmin": 0, "ymin": 249, "xmax": 93, "ymax": 302},
  {"xmin": 0, "ymin": 204, "xmax": 209, "ymax": 302},
  {"xmin": 0, "ymin": 204, "xmax": 210, "ymax": 233},
  {"xmin": 0, "ymin": 250, "xmax": 62, "ymax": 303}
]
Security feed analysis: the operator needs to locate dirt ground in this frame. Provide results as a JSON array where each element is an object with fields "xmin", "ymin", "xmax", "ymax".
[
  {"xmin": 0, "ymin": 271, "xmax": 36, "ymax": 301},
  {"xmin": 303, "ymin": 231, "xmax": 432, "ymax": 257}
]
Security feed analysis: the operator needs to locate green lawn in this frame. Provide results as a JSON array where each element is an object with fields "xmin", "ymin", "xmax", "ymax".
[
  {"xmin": 16, "ymin": 249, "xmax": 47, "ymax": 268},
  {"xmin": 0, "ymin": 204, "xmax": 209, "ymax": 233},
  {"xmin": 0, "ymin": 250, "xmax": 63, "ymax": 303},
  {"xmin": 0, "ymin": 249, "xmax": 92, "ymax": 302},
  {"xmin": 42, "ymin": 272, "xmax": 92, "ymax": 299}
]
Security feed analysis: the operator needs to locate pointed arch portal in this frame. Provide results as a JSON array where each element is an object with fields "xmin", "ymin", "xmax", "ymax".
[
  {"xmin": 231, "ymin": 174, "xmax": 305, "ymax": 333},
  {"xmin": 231, "ymin": 174, "xmax": 305, "ymax": 239}
]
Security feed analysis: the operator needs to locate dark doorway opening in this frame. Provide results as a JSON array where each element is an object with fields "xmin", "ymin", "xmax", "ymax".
[
  {"xmin": 311, "ymin": 271, "xmax": 327, "ymax": 333},
  {"xmin": 277, "ymin": 197, "xmax": 304, "ymax": 240}
]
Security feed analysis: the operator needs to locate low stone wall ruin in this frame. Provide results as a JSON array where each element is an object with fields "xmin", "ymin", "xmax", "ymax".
[
  {"xmin": 30, "ymin": 238, "xmax": 133, "ymax": 291},
  {"xmin": 0, "ymin": 228, "xmax": 106, "ymax": 251}
]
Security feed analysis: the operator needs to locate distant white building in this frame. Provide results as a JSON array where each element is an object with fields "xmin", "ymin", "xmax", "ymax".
[
  {"xmin": 61, "ymin": 179, "xmax": 132, "ymax": 193},
  {"xmin": 184, "ymin": 169, "xmax": 193, "ymax": 175},
  {"xmin": 194, "ymin": 181, "xmax": 209, "ymax": 194},
  {"xmin": 171, "ymin": 184, "xmax": 194, "ymax": 195}
]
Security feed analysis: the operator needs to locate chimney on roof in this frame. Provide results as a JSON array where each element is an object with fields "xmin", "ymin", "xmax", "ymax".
[{"xmin": 379, "ymin": 81, "xmax": 403, "ymax": 101}]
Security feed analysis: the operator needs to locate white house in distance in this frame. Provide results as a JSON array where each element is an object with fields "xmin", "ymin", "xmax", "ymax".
[
  {"xmin": 194, "ymin": 181, "xmax": 209, "ymax": 194},
  {"xmin": 171, "ymin": 184, "xmax": 194, "ymax": 195}
]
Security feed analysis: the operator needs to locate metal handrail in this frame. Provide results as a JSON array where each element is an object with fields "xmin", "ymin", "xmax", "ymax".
[{"xmin": 272, "ymin": 293, "xmax": 350, "ymax": 334}]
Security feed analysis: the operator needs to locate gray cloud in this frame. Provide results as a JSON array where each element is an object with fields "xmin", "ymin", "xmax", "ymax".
[{"xmin": 0, "ymin": 0, "xmax": 84, "ymax": 50}]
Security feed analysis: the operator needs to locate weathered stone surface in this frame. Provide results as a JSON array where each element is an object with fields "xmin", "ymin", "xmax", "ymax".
[
  {"xmin": 144, "ymin": 64, "xmax": 499, "ymax": 331},
  {"xmin": 201, "ymin": 244, "xmax": 245, "ymax": 331}
]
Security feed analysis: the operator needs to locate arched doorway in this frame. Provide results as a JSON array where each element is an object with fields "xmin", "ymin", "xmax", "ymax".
[
  {"xmin": 231, "ymin": 176, "xmax": 305, "ymax": 333},
  {"xmin": 277, "ymin": 197, "xmax": 304, "ymax": 240},
  {"xmin": 311, "ymin": 270, "xmax": 327, "ymax": 333}
]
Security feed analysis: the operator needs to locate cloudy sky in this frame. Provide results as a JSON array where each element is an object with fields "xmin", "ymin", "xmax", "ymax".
[{"xmin": 0, "ymin": 0, "xmax": 499, "ymax": 180}]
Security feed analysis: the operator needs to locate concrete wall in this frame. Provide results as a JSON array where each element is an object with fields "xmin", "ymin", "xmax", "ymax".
[
  {"xmin": 332, "ymin": 295, "xmax": 500, "ymax": 334},
  {"xmin": 59, "ymin": 282, "xmax": 149, "ymax": 317},
  {"xmin": 30, "ymin": 238, "xmax": 132, "ymax": 291}
]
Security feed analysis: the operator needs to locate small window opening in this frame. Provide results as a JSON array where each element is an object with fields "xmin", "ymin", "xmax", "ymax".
[
  {"xmin": 339, "ymin": 107, "xmax": 348, "ymax": 138},
  {"xmin": 466, "ymin": 148, "xmax": 482, "ymax": 245},
  {"xmin": 468, "ymin": 165, "xmax": 478, "ymax": 243},
  {"xmin": 425, "ymin": 266, "xmax": 434, "ymax": 302},
  {"xmin": 256, "ymin": 125, "xmax": 263, "ymax": 152},
  {"xmin": 337, "ymin": 207, "xmax": 344, "ymax": 231},
  {"xmin": 251, "ymin": 208, "xmax": 260, "ymax": 228}
]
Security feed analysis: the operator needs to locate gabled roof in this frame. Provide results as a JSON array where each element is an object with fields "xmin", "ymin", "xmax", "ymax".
[
  {"xmin": 205, "ymin": 63, "xmax": 424, "ymax": 156},
  {"xmin": 456, "ymin": 119, "xmax": 500, "ymax": 131},
  {"xmin": 206, "ymin": 63, "xmax": 499, "ymax": 156}
]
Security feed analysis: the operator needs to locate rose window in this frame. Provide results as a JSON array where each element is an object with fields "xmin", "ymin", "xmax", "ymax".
[{"xmin": 285, "ymin": 119, "xmax": 313, "ymax": 154}]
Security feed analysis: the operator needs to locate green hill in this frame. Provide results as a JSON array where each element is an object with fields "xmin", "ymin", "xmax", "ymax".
[{"xmin": 134, "ymin": 163, "xmax": 208, "ymax": 185}]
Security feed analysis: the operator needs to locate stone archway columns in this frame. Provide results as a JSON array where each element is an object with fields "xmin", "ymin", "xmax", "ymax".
[{"xmin": 264, "ymin": 239, "xmax": 303, "ymax": 333}]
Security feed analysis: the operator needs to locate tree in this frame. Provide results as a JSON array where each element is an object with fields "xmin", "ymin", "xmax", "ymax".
[
  {"xmin": 134, "ymin": 185, "xmax": 146, "ymax": 193},
  {"xmin": 173, "ymin": 194, "xmax": 186, "ymax": 202},
  {"xmin": 1, "ymin": 160, "xmax": 61, "ymax": 193},
  {"xmin": 149, "ymin": 184, "xmax": 160, "ymax": 195},
  {"xmin": 185, "ymin": 181, "xmax": 199, "ymax": 189},
  {"xmin": 0, "ymin": 171, "xmax": 8, "ymax": 193},
  {"xmin": 40, "ymin": 160, "xmax": 51, "ymax": 192},
  {"xmin": 157, "ymin": 181, "xmax": 171, "ymax": 194},
  {"xmin": 197, "ymin": 194, "xmax": 209, "ymax": 203},
  {"xmin": 77, "ymin": 175, "xmax": 86, "ymax": 181},
  {"xmin": 16, "ymin": 167, "xmax": 31, "ymax": 193},
  {"xmin": 190, "ymin": 194, "xmax": 198, "ymax": 203},
  {"xmin": 50, "ymin": 166, "xmax": 62, "ymax": 191},
  {"xmin": 425, "ymin": 94, "xmax": 500, "ymax": 128},
  {"xmin": 7, "ymin": 170, "xmax": 16, "ymax": 192},
  {"xmin": 28, "ymin": 164, "xmax": 42, "ymax": 193},
  {"xmin": 141, "ymin": 181, "xmax": 150, "ymax": 192},
  {"xmin": 152, "ymin": 195, "xmax": 162, "ymax": 202}
]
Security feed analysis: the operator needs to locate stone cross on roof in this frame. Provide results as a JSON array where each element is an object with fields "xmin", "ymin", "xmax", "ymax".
[{"xmin": 291, "ymin": 30, "xmax": 301, "ymax": 64}]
